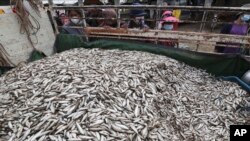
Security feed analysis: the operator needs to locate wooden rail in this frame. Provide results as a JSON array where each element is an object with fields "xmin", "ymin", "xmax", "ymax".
[{"xmin": 85, "ymin": 27, "xmax": 250, "ymax": 46}]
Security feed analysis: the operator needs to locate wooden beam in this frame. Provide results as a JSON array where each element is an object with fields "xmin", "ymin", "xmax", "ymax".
[
  {"xmin": 52, "ymin": 5, "xmax": 250, "ymax": 13},
  {"xmin": 84, "ymin": 27, "xmax": 250, "ymax": 46}
]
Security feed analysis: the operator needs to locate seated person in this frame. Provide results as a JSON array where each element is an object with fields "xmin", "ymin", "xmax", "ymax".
[
  {"xmin": 122, "ymin": 3, "xmax": 149, "ymax": 30},
  {"xmin": 85, "ymin": 8, "xmax": 102, "ymax": 27},
  {"xmin": 59, "ymin": 13, "xmax": 70, "ymax": 26},
  {"xmin": 97, "ymin": 9, "xmax": 117, "ymax": 28},
  {"xmin": 61, "ymin": 10, "xmax": 85, "ymax": 35},
  {"xmin": 215, "ymin": 13, "xmax": 250, "ymax": 53},
  {"xmin": 55, "ymin": 12, "xmax": 68, "ymax": 27}
]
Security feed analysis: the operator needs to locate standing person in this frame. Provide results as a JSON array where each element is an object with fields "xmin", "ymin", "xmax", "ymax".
[
  {"xmin": 158, "ymin": 10, "xmax": 179, "ymax": 47},
  {"xmin": 59, "ymin": 13, "xmax": 70, "ymax": 26},
  {"xmin": 61, "ymin": 10, "xmax": 85, "ymax": 35},
  {"xmin": 55, "ymin": 12, "xmax": 68, "ymax": 27},
  {"xmin": 158, "ymin": 10, "xmax": 179, "ymax": 30},
  {"xmin": 215, "ymin": 13, "xmax": 250, "ymax": 53},
  {"xmin": 122, "ymin": 2, "xmax": 149, "ymax": 30}
]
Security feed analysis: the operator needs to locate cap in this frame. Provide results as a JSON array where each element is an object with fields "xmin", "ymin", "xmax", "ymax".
[
  {"xmin": 162, "ymin": 10, "xmax": 173, "ymax": 17},
  {"xmin": 161, "ymin": 16, "xmax": 179, "ymax": 24}
]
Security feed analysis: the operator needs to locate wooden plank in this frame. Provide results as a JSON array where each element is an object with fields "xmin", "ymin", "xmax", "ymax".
[
  {"xmin": 52, "ymin": 5, "xmax": 250, "ymax": 13},
  {"xmin": 85, "ymin": 27, "xmax": 250, "ymax": 46}
]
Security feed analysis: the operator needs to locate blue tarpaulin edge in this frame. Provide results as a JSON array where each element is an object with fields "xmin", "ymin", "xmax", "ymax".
[{"xmin": 220, "ymin": 76, "xmax": 250, "ymax": 93}]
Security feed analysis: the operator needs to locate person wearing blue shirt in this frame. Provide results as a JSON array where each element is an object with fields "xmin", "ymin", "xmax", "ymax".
[
  {"xmin": 61, "ymin": 10, "xmax": 85, "ymax": 35},
  {"xmin": 122, "ymin": 3, "xmax": 149, "ymax": 30}
]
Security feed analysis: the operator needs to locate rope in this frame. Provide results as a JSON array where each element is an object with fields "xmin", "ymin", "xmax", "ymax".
[
  {"xmin": 10, "ymin": 0, "xmax": 42, "ymax": 50},
  {"xmin": 0, "ymin": 43, "xmax": 15, "ymax": 66}
]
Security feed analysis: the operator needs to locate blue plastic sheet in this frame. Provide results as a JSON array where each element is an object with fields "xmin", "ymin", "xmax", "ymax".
[{"xmin": 220, "ymin": 76, "xmax": 250, "ymax": 92}]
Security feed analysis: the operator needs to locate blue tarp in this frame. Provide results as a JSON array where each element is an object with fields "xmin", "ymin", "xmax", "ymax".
[{"xmin": 221, "ymin": 76, "xmax": 250, "ymax": 92}]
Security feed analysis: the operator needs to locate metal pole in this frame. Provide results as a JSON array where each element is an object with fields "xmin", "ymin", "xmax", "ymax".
[
  {"xmin": 48, "ymin": 0, "xmax": 59, "ymax": 34},
  {"xmin": 196, "ymin": 0, "xmax": 212, "ymax": 51},
  {"xmin": 78, "ymin": 0, "xmax": 83, "ymax": 4},
  {"xmin": 175, "ymin": 0, "xmax": 180, "ymax": 48},
  {"xmin": 199, "ymin": 0, "xmax": 212, "ymax": 32},
  {"xmin": 78, "ymin": 0, "xmax": 89, "ymax": 42},
  {"xmin": 155, "ymin": 0, "xmax": 163, "ymax": 30},
  {"xmin": 115, "ymin": 0, "xmax": 121, "ymax": 28},
  {"xmin": 154, "ymin": 0, "xmax": 163, "ymax": 44},
  {"xmin": 48, "ymin": 0, "xmax": 53, "ymax": 6},
  {"xmin": 52, "ymin": 5, "xmax": 250, "ymax": 13},
  {"xmin": 78, "ymin": 0, "xmax": 87, "ymax": 28}
]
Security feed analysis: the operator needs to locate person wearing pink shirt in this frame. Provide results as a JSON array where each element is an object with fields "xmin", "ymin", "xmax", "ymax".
[
  {"xmin": 158, "ymin": 10, "xmax": 179, "ymax": 30},
  {"xmin": 158, "ymin": 10, "xmax": 179, "ymax": 47}
]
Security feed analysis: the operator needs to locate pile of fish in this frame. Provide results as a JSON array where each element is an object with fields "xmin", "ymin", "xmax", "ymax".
[{"xmin": 0, "ymin": 48, "xmax": 249, "ymax": 141}]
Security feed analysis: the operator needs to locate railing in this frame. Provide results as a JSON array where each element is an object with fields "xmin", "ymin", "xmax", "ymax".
[{"xmin": 47, "ymin": 1, "xmax": 250, "ymax": 53}]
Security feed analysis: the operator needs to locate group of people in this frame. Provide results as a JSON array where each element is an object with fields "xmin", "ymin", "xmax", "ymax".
[
  {"xmin": 56, "ymin": 2, "xmax": 180, "ymax": 31},
  {"xmin": 56, "ymin": 1, "xmax": 250, "ymax": 52},
  {"xmin": 57, "ymin": 2, "xmax": 180, "ymax": 47}
]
